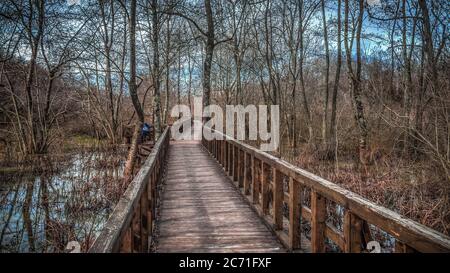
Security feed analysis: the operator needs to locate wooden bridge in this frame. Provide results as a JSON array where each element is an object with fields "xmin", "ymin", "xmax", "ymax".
[{"xmin": 89, "ymin": 126, "xmax": 450, "ymax": 253}]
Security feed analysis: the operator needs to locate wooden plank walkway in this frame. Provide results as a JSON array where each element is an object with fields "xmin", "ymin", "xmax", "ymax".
[{"xmin": 154, "ymin": 140, "xmax": 284, "ymax": 253}]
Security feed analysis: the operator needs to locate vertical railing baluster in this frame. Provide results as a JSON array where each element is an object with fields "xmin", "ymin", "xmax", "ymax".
[
  {"xmin": 222, "ymin": 140, "xmax": 225, "ymax": 167},
  {"xmin": 120, "ymin": 227, "xmax": 133, "ymax": 252},
  {"xmin": 132, "ymin": 202, "xmax": 142, "ymax": 252},
  {"xmin": 243, "ymin": 152, "xmax": 250, "ymax": 195},
  {"xmin": 289, "ymin": 177, "xmax": 302, "ymax": 250},
  {"xmin": 238, "ymin": 150, "xmax": 244, "ymax": 188},
  {"xmin": 233, "ymin": 146, "xmax": 238, "ymax": 182},
  {"xmin": 147, "ymin": 172, "xmax": 153, "ymax": 237},
  {"xmin": 261, "ymin": 161, "xmax": 269, "ymax": 214},
  {"xmin": 252, "ymin": 156, "xmax": 259, "ymax": 204},
  {"xmin": 228, "ymin": 143, "xmax": 232, "ymax": 175},
  {"xmin": 229, "ymin": 143, "xmax": 233, "ymax": 177},
  {"xmin": 140, "ymin": 191, "xmax": 149, "ymax": 252}
]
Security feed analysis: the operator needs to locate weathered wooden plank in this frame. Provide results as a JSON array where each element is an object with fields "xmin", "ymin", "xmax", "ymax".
[{"xmin": 155, "ymin": 140, "xmax": 284, "ymax": 253}]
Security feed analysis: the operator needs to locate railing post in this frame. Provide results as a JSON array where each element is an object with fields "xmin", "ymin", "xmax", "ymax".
[
  {"xmin": 216, "ymin": 139, "xmax": 220, "ymax": 161},
  {"xmin": 273, "ymin": 168, "xmax": 283, "ymax": 230},
  {"xmin": 289, "ymin": 177, "xmax": 302, "ymax": 250},
  {"xmin": 261, "ymin": 161, "xmax": 269, "ymax": 214},
  {"xmin": 227, "ymin": 143, "xmax": 232, "ymax": 176},
  {"xmin": 132, "ymin": 202, "xmax": 142, "ymax": 252},
  {"xmin": 148, "ymin": 170, "xmax": 156, "ymax": 236},
  {"xmin": 224, "ymin": 142, "xmax": 228, "ymax": 171},
  {"xmin": 120, "ymin": 227, "xmax": 133, "ymax": 252},
  {"xmin": 147, "ymin": 174, "xmax": 152, "ymax": 237},
  {"xmin": 233, "ymin": 146, "xmax": 238, "ymax": 182},
  {"xmin": 344, "ymin": 210, "xmax": 363, "ymax": 253},
  {"xmin": 243, "ymin": 153, "xmax": 251, "ymax": 195},
  {"xmin": 311, "ymin": 190, "xmax": 326, "ymax": 253},
  {"xmin": 231, "ymin": 145, "xmax": 235, "ymax": 179},
  {"xmin": 238, "ymin": 150, "xmax": 244, "ymax": 188},
  {"xmin": 140, "ymin": 190, "xmax": 149, "ymax": 252},
  {"xmin": 221, "ymin": 140, "xmax": 225, "ymax": 166},
  {"xmin": 252, "ymin": 156, "xmax": 259, "ymax": 204}
]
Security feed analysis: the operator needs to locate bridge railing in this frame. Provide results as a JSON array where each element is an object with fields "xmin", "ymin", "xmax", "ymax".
[
  {"xmin": 202, "ymin": 128, "xmax": 450, "ymax": 253},
  {"xmin": 89, "ymin": 127, "xmax": 170, "ymax": 253}
]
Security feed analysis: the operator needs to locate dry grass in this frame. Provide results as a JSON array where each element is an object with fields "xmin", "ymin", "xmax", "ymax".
[{"xmin": 291, "ymin": 144, "xmax": 450, "ymax": 236}]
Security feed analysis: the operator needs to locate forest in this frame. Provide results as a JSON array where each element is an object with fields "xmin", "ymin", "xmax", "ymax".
[{"xmin": 0, "ymin": 0, "xmax": 448, "ymax": 253}]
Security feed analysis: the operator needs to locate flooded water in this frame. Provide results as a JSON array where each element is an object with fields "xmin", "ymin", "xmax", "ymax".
[{"xmin": 0, "ymin": 149, "xmax": 126, "ymax": 253}]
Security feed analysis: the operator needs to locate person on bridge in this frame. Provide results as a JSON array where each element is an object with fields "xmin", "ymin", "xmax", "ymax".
[{"xmin": 141, "ymin": 122, "xmax": 152, "ymax": 142}]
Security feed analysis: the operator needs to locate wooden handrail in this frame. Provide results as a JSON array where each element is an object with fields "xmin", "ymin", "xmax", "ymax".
[
  {"xmin": 89, "ymin": 127, "xmax": 170, "ymax": 253},
  {"xmin": 201, "ymin": 127, "xmax": 450, "ymax": 253}
]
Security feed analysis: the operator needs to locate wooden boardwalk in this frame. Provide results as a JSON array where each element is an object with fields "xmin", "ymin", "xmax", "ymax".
[{"xmin": 155, "ymin": 141, "xmax": 284, "ymax": 253}]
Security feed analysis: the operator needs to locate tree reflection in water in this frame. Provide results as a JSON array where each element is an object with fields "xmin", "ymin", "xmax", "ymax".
[{"xmin": 0, "ymin": 149, "xmax": 126, "ymax": 252}]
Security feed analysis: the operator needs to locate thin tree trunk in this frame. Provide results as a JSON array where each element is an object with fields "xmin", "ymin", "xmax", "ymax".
[
  {"xmin": 321, "ymin": 0, "xmax": 330, "ymax": 143},
  {"xmin": 328, "ymin": 0, "xmax": 342, "ymax": 159},
  {"xmin": 202, "ymin": 0, "xmax": 215, "ymax": 119}
]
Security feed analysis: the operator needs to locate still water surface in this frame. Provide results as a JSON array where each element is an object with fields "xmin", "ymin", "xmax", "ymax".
[{"xmin": 0, "ymin": 150, "xmax": 125, "ymax": 252}]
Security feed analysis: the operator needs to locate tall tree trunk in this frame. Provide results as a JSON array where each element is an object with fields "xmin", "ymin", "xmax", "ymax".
[
  {"xmin": 177, "ymin": 35, "xmax": 182, "ymax": 107},
  {"xmin": 345, "ymin": 0, "xmax": 368, "ymax": 159},
  {"xmin": 151, "ymin": 0, "xmax": 162, "ymax": 139},
  {"xmin": 164, "ymin": 15, "xmax": 171, "ymax": 125},
  {"xmin": 24, "ymin": 0, "xmax": 45, "ymax": 155},
  {"xmin": 124, "ymin": 0, "xmax": 144, "ymax": 180},
  {"xmin": 99, "ymin": 0, "xmax": 117, "ymax": 143},
  {"xmin": 298, "ymin": 2, "xmax": 313, "ymax": 143}
]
